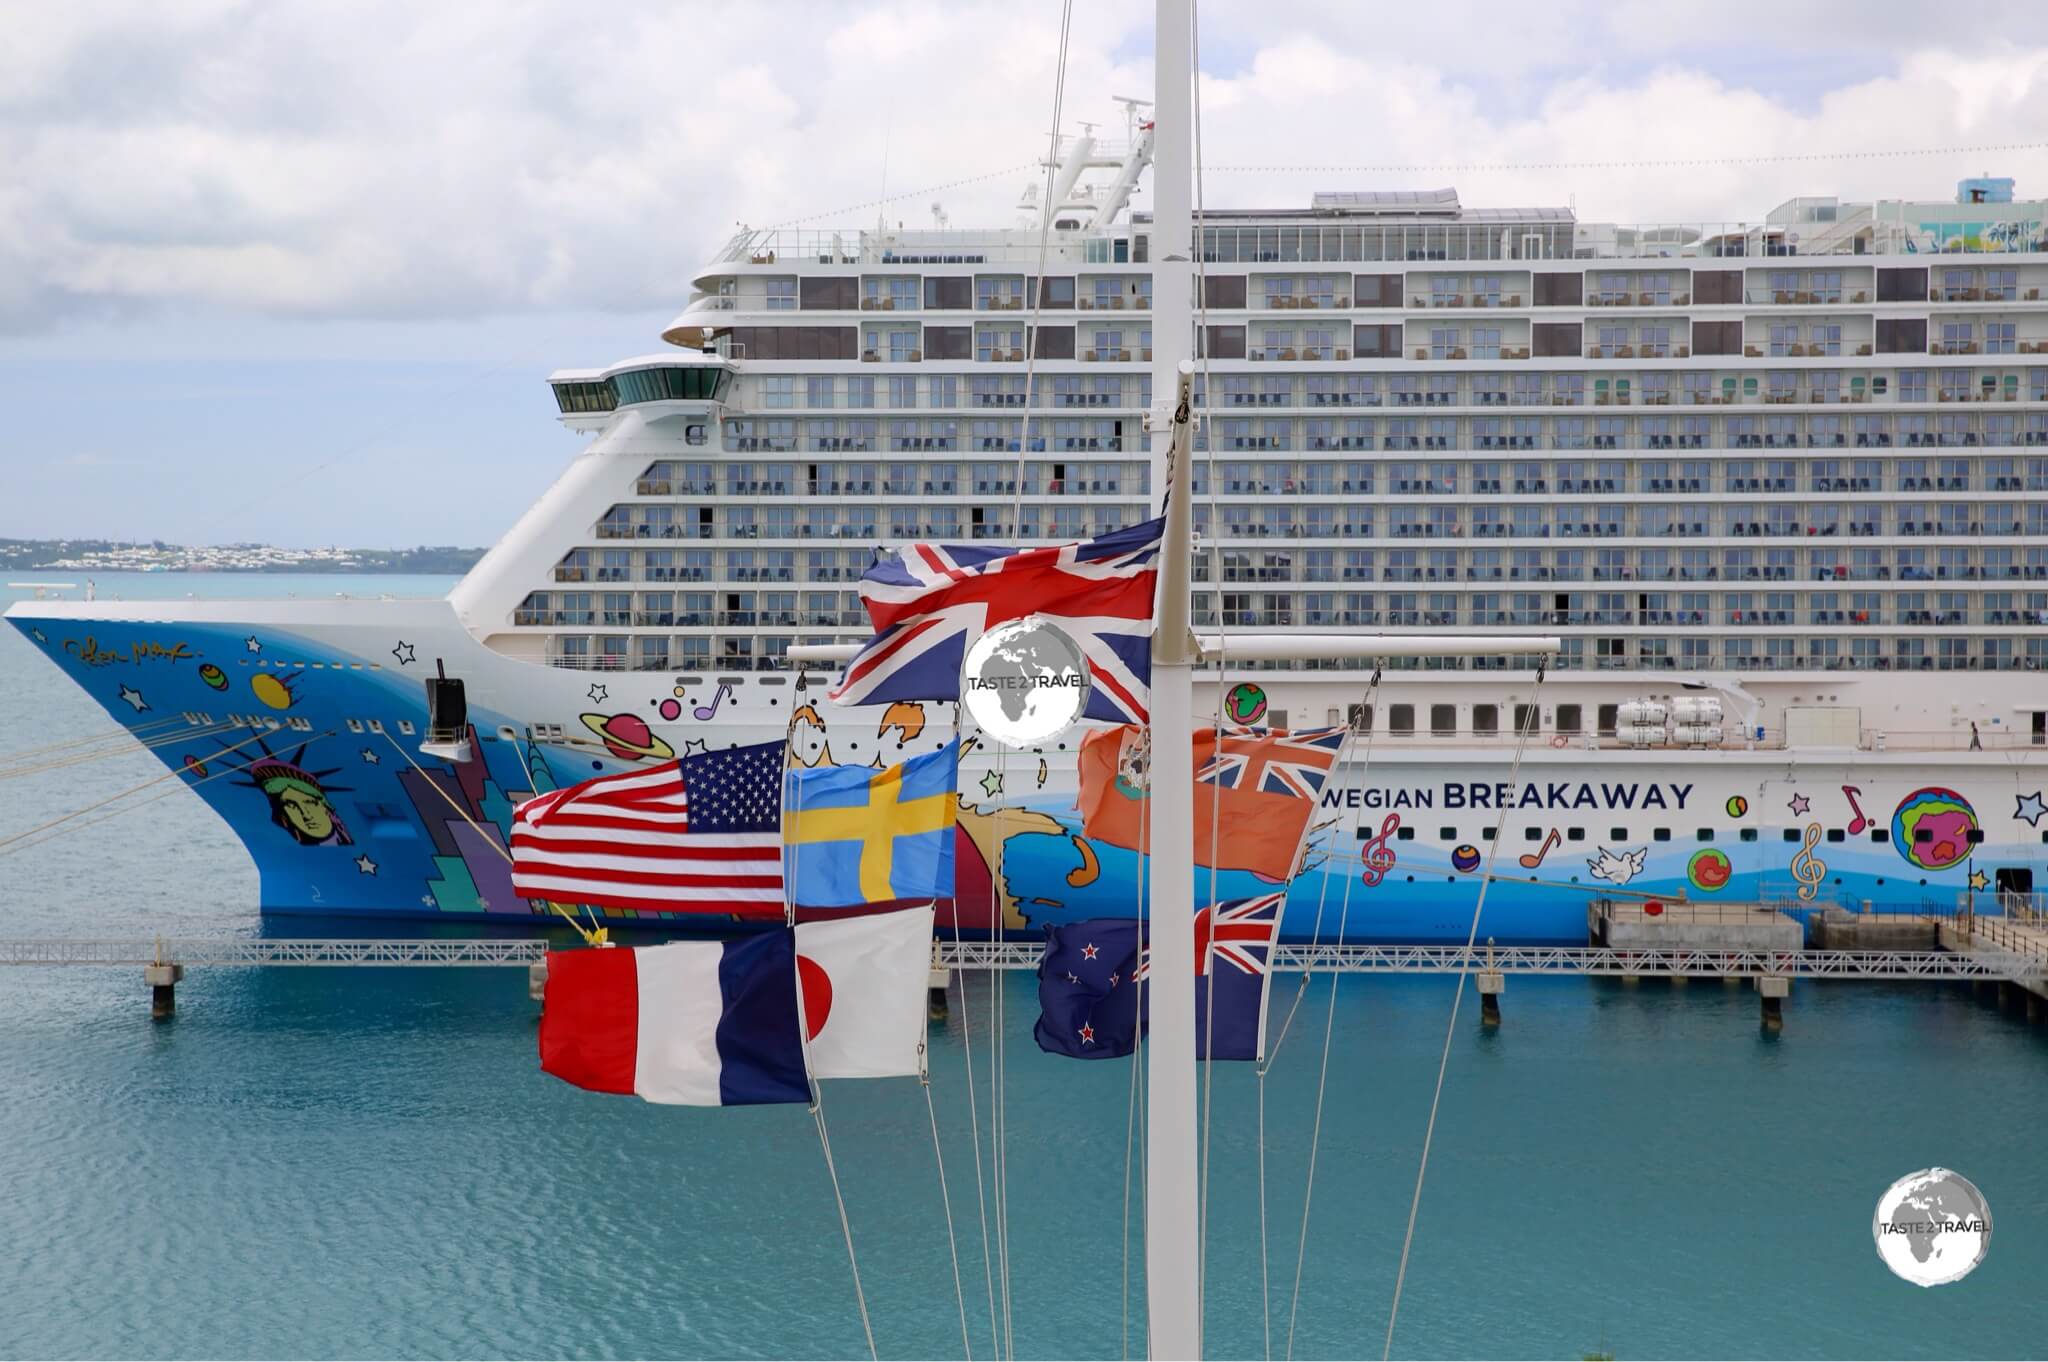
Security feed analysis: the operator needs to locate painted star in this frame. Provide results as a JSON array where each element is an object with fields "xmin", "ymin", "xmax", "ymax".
[
  {"xmin": 244, "ymin": 635, "xmax": 262, "ymax": 653},
  {"xmin": 2016, "ymin": 791, "xmax": 2047, "ymax": 827},
  {"xmin": 476, "ymin": 896, "xmax": 490, "ymax": 911},
  {"xmin": 30, "ymin": 628, "xmax": 47, "ymax": 645},
  {"xmin": 681, "ymin": 738, "xmax": 709, "ymax": 756},
  {"xmin": 1969, "ymin": 869, "xmax": 1990, "ymax": 891},
  {"xmin": 1066, "ymin": 971, "xmax": 1080, "ymax": 984},
  {"xmin": 1786, "ymin": 793, "xmax": 1811, "ymax": 816},
  {"xmin": 980, "ymin": 769, "xmax": 1004, "ymax": 799},
  {"xmin": 117, "ymin": 683, "xmax": 149, "ymax": 713},
  {"xmin": 420, "ymin": 893, "xmax": 438, "ymax": 908},
  {"xmin": 1108, "ymin": 972, "xmax": 1120, "ymax": 987},
  {"xmin": 354, "ymin": 854, "xmax": 378, "ymax": 876},
  {"xmin": 391, "ymin": 641, "xmax": 416, "ymax": 665},
  {"xmin": 360, "ymin": 748, "xmax": 380, "ymax": 765},
  {"xmin": 1081, "ymin": 942, "xmax": 1099, "ymax": 960},
  {"xmin": 587, "ymin": 682, "xmax": 609, "ymax": 703},
  {"xmin": 1078, "ymin": 1023, "xmax": 1096, "ymax": 1045}
]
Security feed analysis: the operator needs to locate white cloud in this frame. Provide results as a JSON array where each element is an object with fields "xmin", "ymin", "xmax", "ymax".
[{"xmin": 3, "ymin": 0, "xmax": 2048, "ymax": 332}]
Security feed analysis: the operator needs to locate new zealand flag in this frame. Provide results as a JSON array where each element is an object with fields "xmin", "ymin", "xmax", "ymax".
[{"xmin": 1034, "ymin": 894, "xmax": 1282, "ymax": 1062}]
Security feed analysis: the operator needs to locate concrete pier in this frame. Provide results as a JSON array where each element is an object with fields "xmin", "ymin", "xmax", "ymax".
[
  {"xmin": 1591, "ymin": 899, "xmax": 1803, "ymax": 953},
  {"xmin": 1757, "ymin": 974, "xmax": 1789, "ymax": 1031},
  {"xmin": 1477, "ymin": 970, "xmax": 1504, "ymax": 1026},
  {"xmin": 144, "ymin": 962, "xmax": 183, "ymax": 1021},
  {"xmin": 927, "ymin": 963, "xmax": 950, "ymax": 1024},
  {"xmin": 1809, "ymin": 909, "xmax": 1937, "ymax": 952},
  {"xmin": 527, "ymin": 960, "xmax": 548, "ymax": 1005}
]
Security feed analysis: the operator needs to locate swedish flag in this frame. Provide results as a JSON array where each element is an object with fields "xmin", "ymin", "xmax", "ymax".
[{"xmin": 783, "ymin": 739, "xmax": 959, "ymax": 907}]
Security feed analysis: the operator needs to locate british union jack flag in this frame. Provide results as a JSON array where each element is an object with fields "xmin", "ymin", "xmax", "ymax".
[
  {"xmin": 1194, "ymin": 724, "xmax": 1348, "ymax": 800},
  {"xmin": 829, "ymin": 516, "xmax": 1163, "ymax": 724}
]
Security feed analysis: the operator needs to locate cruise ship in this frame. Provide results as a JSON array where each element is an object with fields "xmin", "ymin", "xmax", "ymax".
[{"xmin": 13, "ymin": 124, "xmax": 2048, "ymax": 940}]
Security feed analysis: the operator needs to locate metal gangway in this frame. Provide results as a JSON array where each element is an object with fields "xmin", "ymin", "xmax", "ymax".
[{"xmin": 2, "ymin": 936, "xmax": 2041, "ymax": 981}]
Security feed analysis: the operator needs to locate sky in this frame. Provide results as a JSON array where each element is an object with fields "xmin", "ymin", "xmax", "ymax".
[{"xmin": 4, "ymin": 0, "xmax": 2048, "ymax": 549}]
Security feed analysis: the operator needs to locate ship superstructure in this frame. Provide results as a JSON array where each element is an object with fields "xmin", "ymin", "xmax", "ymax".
[{"xmin": 12, "ymin": 131, "xmax": 2048, "ymax": 934}]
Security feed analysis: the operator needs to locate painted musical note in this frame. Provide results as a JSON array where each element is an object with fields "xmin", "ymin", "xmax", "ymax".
[
  {"xmin": 1791, "ymin": 822, "xmax": 1827, "ymax": 901},
  {"xmin": 1518, "ymin": 827, "xmax": 1562, "ymax": 870},
  {"xmin": 1842, "ymin": 784, "xmax": 1869, "ymax": 836},
  {"xmin": 1358, "ymin": 813, "xmax": 1401, "ymax": 887},
  {"xmin": 692, "ymin": 682, "xmax": 732, "ymax": 721}
]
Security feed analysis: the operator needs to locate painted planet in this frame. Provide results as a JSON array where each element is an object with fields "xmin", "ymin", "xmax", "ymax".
[
  {"xmin": 657, "ymin": 698, "xmax": 684, "ymax": 721},
  {"xmin": 1891, "ymin": 786, "xmax": 1978, "ymax": 871},
  {"xmin": 1225, "ymin": 682, "xmax": 1268, "ymax": 725},
  {"xmin": 580, "ymin": 711, "xmax": 675, "ymax": 762},
  {"xmin": 181, "ymin": 754, "xmax": 208, "ymax": 778},
  {"xmin": 1688, "ymin": 847, "xmax": 1733, "ymax": 892},
  {"xmin": 1450, "ymin": 844, "xmax": 1482, "ymax": 873},
  {"xmin": 249, "ymin": 673, "xmax": 296, "ymax": 710},
  {"xmin": 1725, "ymin": 795, "xmax": 1748, "ymax": 818},
  {"xmin": 198, "ymin": 663, "xmax": 229, "ymax": 691}
]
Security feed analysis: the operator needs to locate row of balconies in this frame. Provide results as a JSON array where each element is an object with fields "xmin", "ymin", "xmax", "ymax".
[
  {"xmin": 724, "ymin": 387, "xmax": 2046, "ymax": 414},
  {"xmin": 547, "ymin": 561, "xmax": 2048, "ymax": 590}
]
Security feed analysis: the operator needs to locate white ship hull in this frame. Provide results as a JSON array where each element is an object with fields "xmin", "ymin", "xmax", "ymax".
[{"xmin": 12, "ymin": 595, "xmax": 2044, "ymax": 940}]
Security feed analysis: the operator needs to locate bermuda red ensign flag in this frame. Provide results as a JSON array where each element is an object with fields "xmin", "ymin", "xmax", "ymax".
[{"xmin": 510, "ymin": 738, "xmax": 784, "ymax": 917}]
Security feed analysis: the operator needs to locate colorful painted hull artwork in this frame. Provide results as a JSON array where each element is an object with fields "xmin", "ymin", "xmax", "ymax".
[{"xmin": 9, "ymin": 607, "xmax": 2048, "ymax": 942}]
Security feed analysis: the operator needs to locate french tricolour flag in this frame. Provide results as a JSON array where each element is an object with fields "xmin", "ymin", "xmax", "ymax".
[{"xmin": 539, "ymin": 908, "xmax": 934, "ymax": 1106}]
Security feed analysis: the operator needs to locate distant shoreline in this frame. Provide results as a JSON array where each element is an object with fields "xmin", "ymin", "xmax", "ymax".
[{"xmin": 2, "ymin": 540, "xmax": 484, "ymax": 575}]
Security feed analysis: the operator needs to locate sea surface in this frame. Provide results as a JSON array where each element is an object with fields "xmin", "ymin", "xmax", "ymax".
[{"xmin": 2, "ymin": 572, "xmax": 2046, "ymax": 1360}]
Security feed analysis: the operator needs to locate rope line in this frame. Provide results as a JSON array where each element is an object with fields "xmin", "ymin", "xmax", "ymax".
[
  {"xmin": 0, "ymin": 725, "xmax": 285, "ymax": 851},
  {"xmin": 0, "ymin": 729, "xmax": 332, "ymax": 859},
  {"xmin": 1285, "ymin": 678, "xmax": 1382, "ymax": 1361},
  {"xmin": 0, "ymin": 721, "xmax": 240, "ymax": 782},
  {"xmin": 812, "ymin": 1099, "xmax": 879, "ymax": 1360},
  {"xmin": 924, "ymin": 1076, "xmax": 974, "ymax": 1360},
  {"xmin": 1381, "ymin": 665, "xmax": 1552, "ymax": 1361}
]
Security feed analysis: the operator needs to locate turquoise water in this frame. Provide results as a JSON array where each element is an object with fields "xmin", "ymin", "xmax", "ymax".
[{"xmin": 4, "ymin": 574, "xmax": 2047, "ymax": 1360}]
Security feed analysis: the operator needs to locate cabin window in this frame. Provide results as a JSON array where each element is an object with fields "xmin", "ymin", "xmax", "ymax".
[
  {"xmin": 1870, "ymin": 830, "xmax": 1889, "ymax": 843},
  {"xmin": 1966, "ymin": 829, "xmax": 1985, "ymax": 845},
  {"xmin": 1740, "ymin": 828, "xmax": 1759, "ymax": 842},
  {"xmin": 1348, "ymin": 703, "xmax": 1374, "ymax": 733},
  {"xmin": 1696, "ymin": 829, "xmax": 1714, "ymax": 841},
  {"xmin": 1609, "ymin": 827, "xmax": 1627, "ymax": 841},
  {"xmin": 1512, "ymin": 703, "xmax": 1537, "ymax": 735},
  {"xmin": 1785, "ymin": 829, "xmax": 1802, "ymax": 842},
  {"xmin": 1472, "ymin": 704, "xmax": 1498, "ymax": 735},
  {"xmin": 1524, "ymin": 827, "xmax": 1543, "ymax": 841},
  {"xmin": 1389, "ymin": 704, "xmax": 1415, "ymax": 735},
  {"xmin": 1596, "ymin": 703, "xmax": 1619, "ymax": 736},
  {"xmin": 1826, "ymin": 829, "xmax": 1846, "ymax": 843},
  {"xmin": 1430, "ymin": 703, "xmax": 1456, "ymax": 736},
  {"xmin": 1555, "ymin": 704, "xmax": 1583, "ymax": 735},
  {"xmin": 1396, "ymin": 826, "xmax": 1416, "ymax": 841},
  {"xmin": 1439, "ymin": 827, "xmax": 1457, "ymax": 841},
  {"xmin": 1481, "ymin": 826, "xmax": 1498, "ymax": 840},
  {"xmin": 1566, "ymin": 827, "xmax": 1585, "ymax": 842},
  {"xmin": 1652, "ymin": 828, "xmax": 1671, "ymax": 842},
  {"xmin": 1268, "ymin": 709, "xmax": 1288, "ymax": 729}
]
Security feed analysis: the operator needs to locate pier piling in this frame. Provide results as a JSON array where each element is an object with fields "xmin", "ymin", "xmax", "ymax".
[
  {"xmin": 527, "ymin": 960, "xmax": 548, "ymax": 1007},
  {"xmin": 144, "ymin": 962, "xmax": 183, "ymax": 1021},
  {"xmin": 1757, "ymin": 974, "xmax": 1789, "ymax": 1031},
  {"xmin": 927, "ymin": 963, "xmax": 949, "ymax": 1024},
  {"xmin": 1477, "ymin": 971, "xmax": 1504, "ymax": 1026}
]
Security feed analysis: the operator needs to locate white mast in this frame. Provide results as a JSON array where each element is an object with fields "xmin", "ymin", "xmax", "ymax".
[{"xmin": 1144, "ymin": 0, "xmax": 1202, "ymax": 1356}]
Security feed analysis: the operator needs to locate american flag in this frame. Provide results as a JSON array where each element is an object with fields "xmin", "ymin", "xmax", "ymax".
[
  {"xmin": 510, "ymin": 739, "xmax": 785, "ymax": 917},
  {"xmin": 1196, "ymin": 725, "xmax": 1348, "ymax": 800},
  {"xmin": 829, "ymin": 516, "xmax": 1162, "ymax": 724}
]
